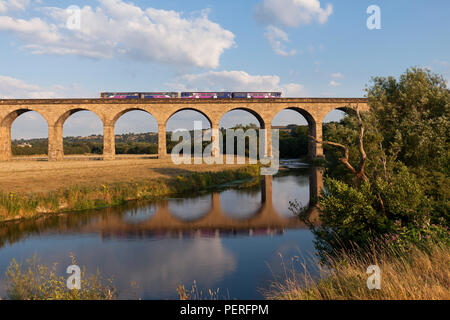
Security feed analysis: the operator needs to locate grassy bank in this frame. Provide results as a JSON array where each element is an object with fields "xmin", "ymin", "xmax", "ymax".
[
  {"xmin": 0, "ymin": 165, "xmax": 260, "ymax": 222},
  {"xmin": 265, "ymin": 241, "xmax": 450, "ymax": 300}
]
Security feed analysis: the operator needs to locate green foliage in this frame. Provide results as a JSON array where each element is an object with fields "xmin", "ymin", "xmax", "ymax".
[
  {"xmin": 116, "ymin": 142, "xmax": 157, "ymax": 154},
  {"xmin": 309, "ymin": 164, "xmax": 448, "ymax": 257},
  {"xmin": 323, "ymin": 114, "xmax": 384, "ymax": 183},
  {"xmin": 300, "ymin": 68, "xmax": 449, "ymax": 256},
  {"xmin": 13, "ymin": 125, "xmax": 310, "ymax": 158},
  {"xmin": 12, "ymin": 133, "xmax": 160, "ymax": 156},
  {"xmin": 278, "ymin": 126, "xmax": 309, "ymax": 158},
  {"xmin": 367, "ymin": 67, "xmax": 449, "ymax": 170}
]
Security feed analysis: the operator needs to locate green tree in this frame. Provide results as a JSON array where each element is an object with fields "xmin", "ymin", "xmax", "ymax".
[
  {"xmin": 294, "ymin": 68, "xmax": 449, "ymax": 255},
  {"xmin": 367, "ymin": 67, "xmax": 449, "ymax": 171}
]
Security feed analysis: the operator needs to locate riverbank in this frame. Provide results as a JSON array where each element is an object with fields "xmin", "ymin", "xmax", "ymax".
[
  {"xmin": 265, "ymin": 241, "xmax": 450, "ymax": 300},
  {"xmin": 0, "ymin": 159, "xmax": 260, "ymax": 222}
]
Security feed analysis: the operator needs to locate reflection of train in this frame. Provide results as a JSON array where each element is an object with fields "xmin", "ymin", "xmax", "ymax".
[{"xmin": 100, "ymin": 92, "xmax": 282, "ymax": 99}]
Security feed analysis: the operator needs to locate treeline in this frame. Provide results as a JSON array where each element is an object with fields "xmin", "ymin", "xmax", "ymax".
[
  {"xmin": 12, "ymin": 133, "xmax": 159, "ymax": 156},
  {"xmin": 13, "ymin": 126, "xmax": 312, "ymax": 158}
]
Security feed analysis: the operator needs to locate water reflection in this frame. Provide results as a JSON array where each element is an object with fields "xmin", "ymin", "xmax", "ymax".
[
  {"xmin": 220, "ymin": 189, "xmax": 262, "ymax": 220},
  {"xmin": 0, "ymin": 167, "xmax": 323, "ymax": 299},
  {"xmin": 272, "ymin": 174, "xmax": 310, "ymax": 218},
  {"xmin": 169, "ymin": 195, "xmax": 212, "ymax": 222},
  {"xmin": 123, "ymin": 205, "xmax": 157, "ymax": 224}
]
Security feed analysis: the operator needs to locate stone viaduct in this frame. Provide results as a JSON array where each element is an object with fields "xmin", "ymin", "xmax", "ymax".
[{"xmin": 0, "ymin": 98, "xmax": 368, "ymax": 161}]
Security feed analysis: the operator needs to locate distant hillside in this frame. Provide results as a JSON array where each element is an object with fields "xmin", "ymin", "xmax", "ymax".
[
  {"xmin": 11, "ymin": 125, "xmax": 311, "ymax": 158},
  {"xmin": 12, "ymin": 132, "xmax": 159, "ymax": 156}
]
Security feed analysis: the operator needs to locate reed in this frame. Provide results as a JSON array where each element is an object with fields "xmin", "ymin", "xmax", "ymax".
[
  {"xmin": 4, "ymin": 253, "xmax": 117, "ymax": 300},
  {"xmin": 265, "ymin": 241, "xmax": 450, "ymax": 300}
]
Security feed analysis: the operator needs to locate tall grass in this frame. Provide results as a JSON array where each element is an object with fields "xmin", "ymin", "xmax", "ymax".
[
  {"xmin": 265, "ymin": 242, "xmax": 450, "ymax": 300},
  {"xmin": 177, "ymin": 281, "xmax": 224, "ymax": 300},
  {"xmin": 0, "ymin": 165, "xmax": 260, "ymax": 222},
  {"xmin": 5, "ymin": 254, "xmax": 117, "ymax": 300}
]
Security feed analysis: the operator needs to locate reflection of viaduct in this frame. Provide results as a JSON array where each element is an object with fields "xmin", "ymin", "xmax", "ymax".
[
  {"xmin": 88, "ymin": 171, "xmax": 323, "ymax": 237},
  {"xmin": 0, "ymin": 170, "xmax": 323, "ymax": 246},
  {"xmin": 0, "ymin": 98, "xmax": 368, "ymax": 161}
]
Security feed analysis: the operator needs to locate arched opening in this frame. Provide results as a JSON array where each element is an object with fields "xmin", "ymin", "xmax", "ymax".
[
  {"xmin": 272, "ymin": 172, "xmax": 310, "ymax": 217},
  {"xmin": 271, "ymin": 108, "xmax": 312, "ymax": 160},
  {"xmin": 220, "ymin": 188, "xmax": 262, "ymax": 220},
  {"xmin": 114, "ymin": 109, "xmax": 158, "ymax": 159},
  {"xmin": 165, "ymin": 109, "xmax": 212, "ymax": 157},
  {"xmin": 8, "ymin": 110, "xmax": 49, "ymax": 160},
  {"xmin": 323, "ymin": 109, "xmax": 347, "ymax": 124},
  {"xmin": 169, "ymin": 194, "xmax": 212, "ymax": 222},
  {"xmin": 122, "ymin": 205, "xmax": 157, "ymax": 224},
  {"xmin": 219, "ymin": 108, "xmax": 264, "ymax": 160},
  {"xmin": 62, "ymin": 110, "xmax": 104, "ymax": 159}
]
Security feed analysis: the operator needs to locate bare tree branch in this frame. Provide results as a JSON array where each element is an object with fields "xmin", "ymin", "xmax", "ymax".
[
  {"xmin": 310, "ymin": 108, "xmax": 369, "ymax": 185},
  {"xmin": 355, "ymin": 110, "xmax": 368, "ymax": 182},
  {"xmin": 309, "ymin": 135, "xmax": 358, "ymax": 175}
]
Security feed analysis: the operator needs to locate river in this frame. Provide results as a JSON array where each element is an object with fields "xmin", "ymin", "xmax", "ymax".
[{"xmin": 0, "ymin": 166, "xmax": 320, "ymax": 299}]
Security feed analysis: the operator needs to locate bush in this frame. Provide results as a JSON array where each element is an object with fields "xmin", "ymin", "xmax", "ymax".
[{"xmin": 299, "ymin": 164, "xmax": 448, "ymax": 257}]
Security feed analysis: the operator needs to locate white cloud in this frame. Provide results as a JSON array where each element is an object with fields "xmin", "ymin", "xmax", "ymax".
[
  {"xmin": 0, "ymin": 0, "xmax": 235, "ymax": 68},
  {"xmin": 329, "ymin": 80, "xmax": 340, "ymax": 87},
  {"xmin": 282, "ymin": 83, "xmax": 306, "ymax": 96},
  {"xmin": 255, "ymin": 0, "xmax": 333, "ymax": 27},
  {"xmin": 0, "ymin": 0, "xmax": 30, "ymax": 13},
  {"xmin": 264, "ymin": 25, "xmax": 296, "ymax": 56},
  {"xmin": 170, "ymin": 70, "xmax": 306, "ymax": 97},
  {"xmin": 330, "ymin": 72, "xmax": 344, "ymax": 79},
  {"xmin": 0, "ymin": 75, "xmax": 93, "ymax": 98}
]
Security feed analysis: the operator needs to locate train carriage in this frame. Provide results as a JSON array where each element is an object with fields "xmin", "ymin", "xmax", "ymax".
[
  {"xmin": 181, "ymin": 92, "xmax": 232, "ymax": 99},
  {"xmin": 100, "ymin": 92, "xmax": 140, "ymax": 99},
  {"xmin": 141, "ymin": 92, "xmax": 179, "ymax": 99},
  {"xmin": 232, "ymin": 92, "xmax": 282, "ymax": 99}
]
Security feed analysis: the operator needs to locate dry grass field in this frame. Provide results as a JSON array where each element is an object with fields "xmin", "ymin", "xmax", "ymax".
[{"xmin": 0, "ymin": 155, "xmax": 249, "ymax": 194}]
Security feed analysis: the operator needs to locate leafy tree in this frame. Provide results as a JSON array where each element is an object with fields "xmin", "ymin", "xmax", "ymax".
[
  {"xmin": 367, "ymin": 67, "xmax": 449, "ymax": 171},
  {"xmin": 294, "ymin": 68, "xmax": 449, "ymax": 255}
]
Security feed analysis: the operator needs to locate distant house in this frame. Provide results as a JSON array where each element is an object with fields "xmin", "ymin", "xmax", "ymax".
[
  {"xmin": 271, "ymin": 126, "xmax": 292, "ymax": 133},
  {"xmin": 17, "ymin": 143, "xmax": 32, "ymax": 148}
]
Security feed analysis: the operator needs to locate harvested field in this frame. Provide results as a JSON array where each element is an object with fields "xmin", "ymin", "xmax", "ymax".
[{"xmin": 0, "ymin": 155, "xmax": 250, "ymax": 194}]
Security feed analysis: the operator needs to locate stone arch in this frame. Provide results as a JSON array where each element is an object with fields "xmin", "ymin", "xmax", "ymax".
[
  {"xmin": 271, "ymin": 106, "xmax": 318, "ymax": 159},
  {"xmin": 55, "ymin": 107, "xmax": 104, "ymax": 128},
  {"xmin": 168, "ymin": 194, "xmax": 213, "ymax": 222},
  {"xmin": 321, "ymin": 106, "xmax": 357, "ymax": 124},
  {"xmin": 219, "ymin": 188, "xmax": 263, "ymax": 220},
  {"xmin": 218, "ymin": 107, "xmax": 266, "ymax": 160},
  {"xmin": 218, "ymin": 107, "xmax": 265, "ymax": 128},
  {"xmin": 111, "ymin": 107, "xmax": 157, "ymax": 126},
  {"xmin": 164, "ymin": 108, "xmax": 213, "ymax": 158},
  {"xmin": 51, "ymin": 108, "xmax": 105, "ymax": 160},
  {"xmin": 0, "ymin": 108, "xmax": 50, "ymax": 161},
  {"xmin": 1, "ymin": 108, "xmax": 50, "ymax": 128},
  {"xmin": 164, "ymin": 107, "xmax": 213, "ymax": 127},
  {"xmin": 111, "ymin": 108, "xmax": 159, "ymax": 158}
]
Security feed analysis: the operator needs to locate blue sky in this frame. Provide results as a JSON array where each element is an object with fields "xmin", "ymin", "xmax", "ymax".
[{"xmin": 1, "ymin": 0, "xmax": 449, "ymax": 138}]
